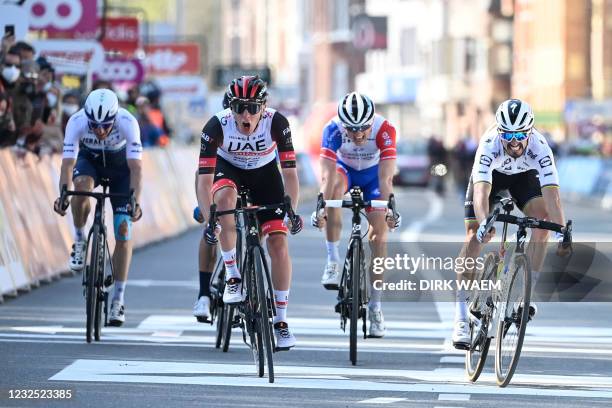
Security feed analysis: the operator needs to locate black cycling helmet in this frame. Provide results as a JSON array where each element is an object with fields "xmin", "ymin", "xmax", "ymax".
[{"xmin": 227, "ymin": 75, "xmax": 268, "ymax": 104}]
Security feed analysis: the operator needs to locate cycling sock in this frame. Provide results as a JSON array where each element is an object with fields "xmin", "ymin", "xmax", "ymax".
[
  {"xmin": 221, "ymin": 248, "xmax": 240, "ymax": 280},
  {"xmin": 326, "ymin": 241, "xmax": 340, "ymax": 263},
  {"xmin": 455, "ymin": 289, "xmax": 468, "ymax": 321},
  {"xmin": 368, "ymin": 300, "xmax": 382, "ymax": 311},
  {"xmin": 369, "ymin": 281, "xmax": 382, "ymax": 306},
  {"xmin": 74, "ymin": 227, "xmax": 85, "ymax": 241},
  {"xmin": 113, "ymin": 280, "xmax": 126, "ymax": 304},
  {"xmin": 199, "ymin": 271, "xmax": 212, "ymax": 298},
  {"xmin": 273, "ymin": 289, "xmax": 289, "ymax": 324}
]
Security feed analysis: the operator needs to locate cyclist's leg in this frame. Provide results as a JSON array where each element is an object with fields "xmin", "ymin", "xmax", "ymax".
[
  {"xmin": 194, "ymin": 170, "xmax": 216, "ymax": 319},
  {"xmin": 511, "ymin": 170, "xmax": 547, "ymax": 295},
  {"xmin": 69, "ymin": 154, "xmax": 97, "ymax": 270}
]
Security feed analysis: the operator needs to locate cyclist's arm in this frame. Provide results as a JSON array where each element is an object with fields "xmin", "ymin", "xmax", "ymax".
[
  {"xmin": 473, "ymin": 181, "xmax": 492, "ymax": 224},
  {"xmin": 59, "ymin": 113, "xmax": 81, "ymax": 192},
  {"xmin": 375, "ymin": 120, "xmax": 397, "ymax": 200},
  {"xmin": 122, "ymin": 111, "xmax": 144, "ymax": 201},
  {"xmin": 59, "ymin": 158, "xmax": 76, "ymax": 192},
  {"xmin": 319, "ymin": 122, "xmax": 342, "ymax": 200},
  {"xmin": 531, "ymin": 131, "xmax": 564, "ymax": 225},
  {"xmin": 197, "ymin": 117, "xmax": 222, "ymax": 221},
  {"xmin": 127, "ymin": 159, "xmax": 142, "ymax": 201},
  {"xmin": 541, "ymin": 186, "xmax": 565, "ymax": 226},
  {"xmin": 272, "ymin": 111, "xmax": 299, "ymax": 208},
  {"xmin": 320, "ymin": 156, "xmax": 337, "ymax": 200}
]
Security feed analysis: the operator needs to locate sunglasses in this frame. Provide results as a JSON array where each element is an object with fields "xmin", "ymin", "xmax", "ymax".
[
  {"xmin": 88, "ymin": 120, "xmax": 114, "ymax": 131},
  {"xmin": 343, "ymin": 123, "xmax": 372, "ymax": 133},
  {"xmin": 231, "ymin": 101, "xmax": 262, "ymax": 115},
  {"xmin": 499, "ymin": 130, "xmax": 529, "ymax": 142}
]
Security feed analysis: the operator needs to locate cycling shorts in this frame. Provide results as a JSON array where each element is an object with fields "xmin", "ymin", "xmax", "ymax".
[{"xmin": 336, "ymin": 161, "xmax": 381, "ymax": 202}]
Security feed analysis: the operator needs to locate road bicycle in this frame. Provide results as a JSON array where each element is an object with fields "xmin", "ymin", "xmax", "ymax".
[
  {"xmin": 466, "ymin": 196, "xmax": 572, "ymax": 386},
  {"xmin": 315, "ymin": 187, "xmax": 397, "ymax": 365},
  {"xmin": 60, "ymin": 180, "xmax": 135, "ymax": 343},
  {"xmin": 207, "ymin": 188, "xmax": 299, "ymax": 383}
]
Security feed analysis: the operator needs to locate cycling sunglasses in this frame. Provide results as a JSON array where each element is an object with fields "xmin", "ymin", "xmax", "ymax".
[
  {"xmin": 342, "ymin": 123, "xmax": 372, "ymax": 133},
  {"xmin": 88, "ymin": 120, "xmax": 114, "ymax": 131},
  {"xmin": 499, "ymin": 130, "xmax": 529, "ymax": 142},
  {"xmin": 231, "ymin": 101, "xmax": 263, "ymax": 115}
]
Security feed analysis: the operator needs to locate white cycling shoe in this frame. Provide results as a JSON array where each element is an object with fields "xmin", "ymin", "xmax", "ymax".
[
  {"xmin": 452, "ymin": 319, "xmax": 470, "ymax": 350},
  {"xmin": 368, "ymin": 308, "xmax": 386, "ymax": 338},
  {"xmin": 193, "ymin": 296, "xmax": 211, "ymax": 323},
  {"xmin": 109, "ymin": 300, "xmax": 125, "ymax": 327},
  {"xmin": 274, "ymin": 321, "xmax": 296, "ymax": 350},
  {"xmin": 69, "ymin": 240, "xmax": 87, "ymax": 271},
  {"xmin": 321, "ymin": 262, "xmax": 341, "ymax": 290},
  {"xmin": 223, "ymin": 278, "xmax": 246, "ymax": 304}
]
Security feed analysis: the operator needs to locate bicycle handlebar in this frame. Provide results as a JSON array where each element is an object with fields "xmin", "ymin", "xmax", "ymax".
[
  {"xmin": 483, "ymin": 208, "xmax": 573, "ymax": 244},
  {"xmin": 60, "ymin": 184, "xmax": 136, "ymax": 215},
  {"xmin": 315, "ymin": 190, "xmax": 398, "ymax": 214}
]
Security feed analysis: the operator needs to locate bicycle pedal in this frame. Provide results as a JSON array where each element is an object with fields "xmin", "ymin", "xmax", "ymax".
[
  {"xmin": 274, "ymin": 346, "xmax": 292, "ymax": 352},
  {"xmin": 104, "ymin": 275, "xmax": 114, "ymax": 288},
  {"xmin": 196, "ymin": 316, "xmax": 212, "ymax": 324},
  {"xmin": 323, "ymin": 283, "xmax": 339, "ymax": 291}
]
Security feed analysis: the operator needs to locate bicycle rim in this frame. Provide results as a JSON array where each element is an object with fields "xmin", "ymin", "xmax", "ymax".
[
  {"xmin": 350, "ymin": 241, "xmax": 361, "ymax": 366},
  {"xmin": 495, "ymin": 254, "xmax": 531, "ymax": 387},
  {"xmin": 215, "ymin": 298, "xmax": 225, "ymax": 349},
  {"xmin": 213, "ymin": 262, "xmax": 226, "ymax": 349},
  {"xmin": 94, "ymin": 237, "xmax": 106, "ymax": 341},
  {"xmin": 466, "ymin": 252, "xmax": 497, "ymax": 381},
  {"xmin": 246, "ymin": 252, "xmax": 265, "ymax": 377},
  {"xmin": 255, "ymin": 248, "xmax": 274, "ymax": 383},
  {"xmin": 222, "ymin": 304, "xmax": 234, "ymax": 353},
  {"xmin": 85, "ymin": 226, "xmax": 100, "ymax": 344}
]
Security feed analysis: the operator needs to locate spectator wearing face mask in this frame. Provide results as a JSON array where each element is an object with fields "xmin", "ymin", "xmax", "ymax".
[
  {"xmin": 61, "ymin": 92, "xmax": 80, "ymax": 134},
  {"xmin": 1, "ymin": 46, "xmax": 20, "ymax": 95},
  {"xmin": 13, "ymin": 41, "xmax": 35, "ymax": 63},
  {"xmin": 0, "ymin": 91, "xmax": 16, "ymax": 147}
]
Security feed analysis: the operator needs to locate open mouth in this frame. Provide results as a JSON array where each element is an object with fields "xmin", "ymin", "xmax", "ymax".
[{"xmin": 242, "ymin": 121, "xmax": 251, "ymax": 130}]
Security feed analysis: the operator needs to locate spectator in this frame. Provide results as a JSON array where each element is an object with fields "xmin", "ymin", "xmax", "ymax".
[
  {"xmin": 427, "ymin": 135, "xmax": 448, "ymax": 195},
  {"xmin": 1, "ymin": 46, "xmax": 20, "ymax": 94},
  {"xmin": 13, "ymin": 41, "xmax": 35, "ymax": 63},
  {"xmin": 452, "ymin": 134, "xmax": 478, "ymax": 198},
  {"xmin": 135, "ymin": 96, "xmax": 162, "ymax": 147},
  {"xmin": 60, "ymin": 92, "xmax": 80, "ymax": 134},
  {"xmin": 143, "ymin": 84, "xmax": 172, "ymax": 145},
  {"xmin": 0, "ymin": 92, "xmax": 16, "ymax": 147},
  {"xmin": 92, "ymin": 79, "xmax": 113, "ymax": 90},
  {"xmin": 125, "ymin": 86, "xmax": 139, "ymax": 115}
]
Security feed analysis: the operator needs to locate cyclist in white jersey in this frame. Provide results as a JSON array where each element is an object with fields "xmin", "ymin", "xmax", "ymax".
[
  {"xmin": 196, "ymin": 76, "xmax": 303, "ymax": 350},
  {"xmin": 53, "ymin": 88, "xmax": 143, "ymax": 327},
  {"xmin": 452, "ymin": 99, "xmax": 567, "ymax": 349},
  {"xmin": 311, "ymin": 92, "xmax": 401, "ymax": 338}
]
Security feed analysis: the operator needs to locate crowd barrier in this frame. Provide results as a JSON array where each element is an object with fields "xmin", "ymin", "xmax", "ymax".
[
  {"xmin": 0, "ymin": 147, "xmax": 200, "ymax": 303},
  {"xmin": 556, "ymin": 156, "xmax": 612, "ymax": 209}
]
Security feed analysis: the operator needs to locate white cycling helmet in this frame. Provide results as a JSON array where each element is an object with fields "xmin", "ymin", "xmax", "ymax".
[
  {"xmin": 84, "ymin": 88, "xmax": 119, "ymax": 123},
  {"xmin": 495, "ymin": 98, "xmax": 534, "ymax": 132},
  {"xmin": 338, "ymin": 92, "xmax": 375, "ymax": 131}
]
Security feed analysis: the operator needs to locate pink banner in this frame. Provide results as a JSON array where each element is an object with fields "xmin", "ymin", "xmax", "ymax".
[{"xmin": 27, "ymin": 0, "xmax": 98, "ymax": 39}]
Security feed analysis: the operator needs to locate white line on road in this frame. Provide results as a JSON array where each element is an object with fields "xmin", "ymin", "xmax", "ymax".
[
  {"xmin": 438, "ymin": 393, "xmax": 470, "ymax": 401},
  {"xmin": 358, "ymin": 397, "xmax": 407, "ymax": 404}
]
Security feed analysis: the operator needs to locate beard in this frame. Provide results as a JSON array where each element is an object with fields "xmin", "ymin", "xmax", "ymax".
[{"xmin": 504, "ymin": 141, "xmax": 526, "ymax": 158}]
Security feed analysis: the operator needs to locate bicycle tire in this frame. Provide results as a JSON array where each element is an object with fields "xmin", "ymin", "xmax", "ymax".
[
  {"xmin": 254, "ymin": 247, "xmax": 275, "ymax": 383},
  {"xmin": 213, "ymin": 260, "xmax": 226, "ymax": 349},
  {"xmin": 94, "ymin": 236, "xmax": 106, "ymax": 341},
  {"xmin": 215, "ymin": 298, "xmax": 225, "ymax": 349},
  {"xmin": 495, "ymin": 254, "xmax": 531, "ymax": 387},
  {"xmin": 222, "ymin": 304, "xmax": 234, "ymax": 352},
  {"xmin": 85, "ymin": 225, "xmax": 100, "ymax": 344},
  {"xmin": 244, "ymin": 251, "xmax": 265, "ymax": 377},
  {"xmin": 350, "ymin": 240, "xmax": 361, "ymax": 366},
  {"xmin": 466, "ymin": 252, "xmax": 498, "ymax": 382}
]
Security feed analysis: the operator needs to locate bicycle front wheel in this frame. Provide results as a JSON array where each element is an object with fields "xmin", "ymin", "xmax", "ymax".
[
  {"xmin": 349, "ymin": 240, "xmax": 361, "ymax": 366},
  {"xmin": 254, "ymin": 247, "xmax": 274, "ymax": 383},
  {"xmin": 495, "ymin": 254, "xmax": 531, "ymax": 387},
  {"xmin": 85, "ymin": 225, "xmax": 100, "ymax": 344},
  {"xmin": 466, "ymin": 252, "xmax": 498, "ymax": 382},
  {"xmin": 94, "ymin": 235, "xmax": 106, "ymax": 342}
]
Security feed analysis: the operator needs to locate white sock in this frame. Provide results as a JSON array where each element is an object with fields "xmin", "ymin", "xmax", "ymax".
[
  {"xmin": 74, "ymin": 227, "xmax": 85, "ymax": 241},
  {"xmin": 221, "ymin": 248, "xmax": 240, "ymax": 280},
  {"xmin": 369, "ymin": 282, "xmax": 382, "ymax": 310},
  {"xmin": 455, "ymin": 289, "xmax": 468, "ymax": 321},
  {"xmin": 113, "ymin": 280, "xmax": 126, "ymax": 304},
  {"xmin": 273, "ymin": 290, "xmax": 289, "ymax": 324},
  {"xmin": 326, "ymin": 241, "xmax": 340, "ymax": 263}
]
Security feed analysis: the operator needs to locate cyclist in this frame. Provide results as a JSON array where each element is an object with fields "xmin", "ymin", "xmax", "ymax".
[
  {"xmin": 311, "ymin": 92, "xmax": 401, "ymax": 338},
  {"xmin": 452, "ymin": 98, "xmax": 566, "ymax": 349},
  {"xmin": 53, "ymin": 88, "xmax": 143, "ymax": 327},
  {"xmin": 196, "ymin": 76, "xmax": 303, "ymax": 349}
]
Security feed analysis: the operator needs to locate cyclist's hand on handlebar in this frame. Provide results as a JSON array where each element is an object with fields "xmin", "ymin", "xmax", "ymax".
[
  {"xmin": 127, "ymin": 202, "xmax": 143, "ymax": 222},
  {"xmin": 386, "ymin": 210, "xmax": 401, "ymax": 231},
  {"xmin": 286, "ymin": 213, "xmax": 303, "ymax": 235},
  {"xmin": 311, "ymin": 209, "xmax": 326, "ymax": 229},
  {"xmin": 476, "ymin": 220, "xmax": 495, "ymax": 243},
  {"xmin": 555, "ymin": 229, "xmax": 573, "ymax": 257},
  {"xmin": 53, "ymin": 196, "xmax": 69, "ymax": 216},
  {"xmin": 204, "ymin": 222, "xmax": 221, "ymax": 245}
]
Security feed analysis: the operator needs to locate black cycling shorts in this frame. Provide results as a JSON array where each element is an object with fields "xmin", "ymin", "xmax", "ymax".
[
  {"xmin": 464, "ymin": 169, "xmax": 542, "ymax": 221},
  {"xmin": 211, "ymin": 157, "xmax": 287, "ymax": 235}
]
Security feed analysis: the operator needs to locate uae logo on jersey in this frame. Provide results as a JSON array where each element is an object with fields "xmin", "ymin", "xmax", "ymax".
[{"xmin": 228, "ymin": 140, "xmax": 267, "ymax": 152}]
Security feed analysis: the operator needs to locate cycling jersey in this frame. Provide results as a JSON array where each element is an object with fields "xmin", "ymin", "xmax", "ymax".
[
  {"xmin": 198, "ymin": 108, "xmax": 296, "ymax": 173},
  {"xmin": 320, "ymin": 115, "xmax": 397, "ymax": 171},
  {"xmin": 63, "ymin": 108, "xmax": 143, "ymax": 163},
  {"xmin": 472, "ymin": 126, "xmax": 559, "ymax": 187}
]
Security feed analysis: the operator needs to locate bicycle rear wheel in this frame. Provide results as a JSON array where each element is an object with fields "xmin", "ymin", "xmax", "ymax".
[
  {"xmin": 85, "ymin": 225, "xmax": 100, "ymax": 344},
  {"xmin": 254, "ymin": 247, "xmax": 274, "ymax": 383},
  {"xmin": 212, "ymin": 260, "xmax": 226, "ymax": 349},
  {"xmin": 349, "ymin": 240, "xmax": 361, "ymax": 366},
  {"xmin": 466, "ymin": 252, "xmax": 498, "ymax": 382},
  {"xmin": 221, "ymin": 304, "xmax": 234, "ymax": 352},
  {"xmin": 93, "ymin": 236, "xmax": 106, "ymax": 342},
  {"xmin": 495, "ymin": 254, "xmax": 531, "ymax": 387}
]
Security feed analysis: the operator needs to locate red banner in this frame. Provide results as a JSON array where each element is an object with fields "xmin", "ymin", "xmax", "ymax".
[
  {"xmin": 144, "ymin": 43, "xmax": 201, "ymax": 76},
  {"xmin": 100, "ymin": 17, "xmax": 140, "ymax": 54}
]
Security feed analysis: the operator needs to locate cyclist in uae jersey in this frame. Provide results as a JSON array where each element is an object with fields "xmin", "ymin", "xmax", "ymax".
[
  {"xmin": 195, "ymin": 76, "xmax": 303, "ymax": 350},
  {"xmin": 53, "ymin": 88, "xmax": 143, "ymax": 327},
  {"xmin": 311, "ymin": 92, "xmax": 401, "ymax": 338},
  {"xmin": 452, "ymin": 98, "xmax": 567, "ymax": 349}
]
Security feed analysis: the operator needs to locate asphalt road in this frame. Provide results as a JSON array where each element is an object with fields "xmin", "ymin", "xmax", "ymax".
[{"xmin": 1, "ymin": 186, "xmax": 611, "ymax": 408}]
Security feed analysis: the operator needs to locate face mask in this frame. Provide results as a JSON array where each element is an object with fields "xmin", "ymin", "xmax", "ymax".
[
  {"xmin": 46, "ymin": 92, "xmax": 58, "ymax": 108},
  {"xmin": 2, "ymin": 66, "xmax": 20, "ymax": 83},
  {"xmin": 43, "ymin": 82, "xmax": 52, "ymax": 92},
  {"xmin": 62, "ymin": 103, "xmax": 79, "ymax": 116}
]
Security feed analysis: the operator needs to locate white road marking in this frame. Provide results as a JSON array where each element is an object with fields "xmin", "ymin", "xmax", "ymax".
[
  {"xmin": 438, "ymin": 393, "xmax": 470, "ymax": 401},
  {"xmin": 401, "ymin": 190, "xmax": 444, "ymax": 243},
  {"xmin": 49, "ymin": 359, "xmax": 612, "ymax": 398},
  {"xmin": 439, "ymin": 356, "xmax": 464, "ymax": 364},
  {"xmin": 358, "ymin": 397, "xmax": 407, "ymax": 404}
]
